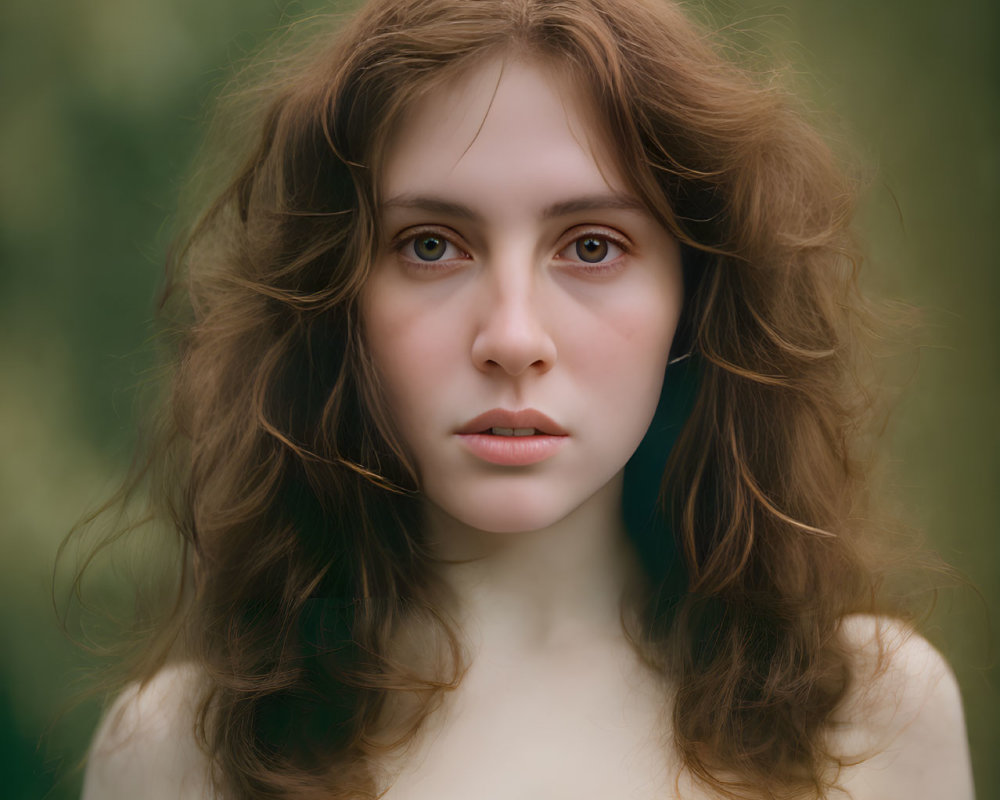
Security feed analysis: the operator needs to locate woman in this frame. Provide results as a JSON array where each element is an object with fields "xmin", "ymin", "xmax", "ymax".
[{"xmin": 79, "ymin": 0, "xmax": 974, "ymax": 798}]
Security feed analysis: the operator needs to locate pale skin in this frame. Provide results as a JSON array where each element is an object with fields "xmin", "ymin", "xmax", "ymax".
[{"xmin": 82, "ymin": 58, "xmax": 975, "ymax": 800}]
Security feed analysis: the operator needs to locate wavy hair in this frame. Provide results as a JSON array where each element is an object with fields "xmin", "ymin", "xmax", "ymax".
[{"xmin": 71, "ymin": 0, "xmax": 911, "ymax": 797}]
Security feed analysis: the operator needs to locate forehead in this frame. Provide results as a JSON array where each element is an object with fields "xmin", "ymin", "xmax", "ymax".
[{"xmin": 379, "ymin": 56, "xmax": 628, "ymax": 206}]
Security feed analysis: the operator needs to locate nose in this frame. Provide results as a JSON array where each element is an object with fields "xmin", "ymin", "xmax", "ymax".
[{"xmin": 470, "ymin": 269, "xmax": 557, "ymax": 377}]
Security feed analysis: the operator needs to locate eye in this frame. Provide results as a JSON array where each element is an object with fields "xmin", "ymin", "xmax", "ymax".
[
  {"xmin": 556, "ymin": 230, "xmax": 628, "ymax": 272},
  {"xmin": 412, "ymin": 234, "xmax": 448, "ymax": 261},
  {"xmin": 392, "ymin": 228, "xmax": 469, "ymax": 271},
  {"xmin": 575, "ymin": 236, "xmax": 610, "ymax": 263},
  {"xmin": 402, "ymin": 232, "xmax": 466, "ymax": 262}
]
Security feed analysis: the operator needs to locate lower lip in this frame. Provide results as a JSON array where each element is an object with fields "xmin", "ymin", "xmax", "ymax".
[{"xmin": 457, "ymin": 434, "xmax": 568, "ymax": 466}]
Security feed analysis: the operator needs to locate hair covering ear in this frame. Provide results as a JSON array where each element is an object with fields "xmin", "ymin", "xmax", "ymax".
[{"xmin": 622, "ymin": 341, "xmax": 700, "ymax": 586}]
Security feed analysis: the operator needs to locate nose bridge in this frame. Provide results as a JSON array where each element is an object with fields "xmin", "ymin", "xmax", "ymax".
[{"xmin": 471, "ymin": 249, "xmax": 556, "ymax": 376}]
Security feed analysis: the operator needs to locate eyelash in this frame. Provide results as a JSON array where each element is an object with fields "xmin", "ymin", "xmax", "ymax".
[{"xmin": 391, "ymin": 226, "xmax": 631, "ymax": 275}]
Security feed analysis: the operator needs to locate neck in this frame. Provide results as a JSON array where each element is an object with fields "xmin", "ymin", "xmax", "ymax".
[{"xmin": 422, "ymin": 473, "xmax": 643, "ymax": 654}]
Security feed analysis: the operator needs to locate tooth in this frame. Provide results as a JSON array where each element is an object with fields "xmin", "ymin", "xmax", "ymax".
[
  {"xmin": 513, "ymin": 428, "xmax": 535, "ymax": 436},
  {"xmin": 491, "ymin": 426, "xmax": 514, "ymax": 436}
]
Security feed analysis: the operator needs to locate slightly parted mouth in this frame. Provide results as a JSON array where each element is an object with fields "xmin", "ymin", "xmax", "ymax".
[{"xmin": 455, "ymin": 408, "xmax": 569, "ymax": 436}]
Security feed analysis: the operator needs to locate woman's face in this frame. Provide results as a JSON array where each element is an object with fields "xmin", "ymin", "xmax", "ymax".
[{"xmin": 362, "ymin": 57, "xmax": 683, "ymax": 534}]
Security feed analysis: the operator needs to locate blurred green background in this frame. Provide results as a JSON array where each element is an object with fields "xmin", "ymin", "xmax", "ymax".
[{"xmin": 0, "ymin": 0, "xmax": 996, "ymax": 797}]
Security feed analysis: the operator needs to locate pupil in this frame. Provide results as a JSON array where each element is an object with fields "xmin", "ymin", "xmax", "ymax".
[
  {"xmin": 414, "ymin": 236, "xmax": 446, "ymax": 261},
  {"xmin": 576, "ymin": 237, "xmax": 608, "ymax": 263}
]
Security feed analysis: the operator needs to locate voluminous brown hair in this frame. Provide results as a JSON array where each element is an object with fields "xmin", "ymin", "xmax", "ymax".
[{"xmin": 71, "ymin": 0, "xmax": 912, "ymax": 797}]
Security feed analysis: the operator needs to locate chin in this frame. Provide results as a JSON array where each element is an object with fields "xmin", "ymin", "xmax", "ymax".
[
  {"xmin": 451, "ymin": 502, "xmax": 569, "ymax": 533},
  {"xmin": 461, "ymin": 512, "xmax": 566, "ymax": 535},
  {"xmin": 433, "ymin": 491, "xmax": 583, "ymax": 535},
  {"xmin": 430, "ymin": 472, "xmax": 613, "ymax": 534}
]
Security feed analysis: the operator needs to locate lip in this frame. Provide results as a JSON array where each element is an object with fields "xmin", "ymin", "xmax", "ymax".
[
  {"xmin": 455, "ymin": 408, "xmax": 569, "ymax": 436},
  {"xmin": 457, "ymin": 433, "xmax": 567, "ymax": 466},
  {"xmin": 455, "ymin": 408, "xmax": 569, "ymax": 467}
]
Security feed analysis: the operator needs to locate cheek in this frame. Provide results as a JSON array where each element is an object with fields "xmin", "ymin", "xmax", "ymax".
[
  {"xmin": 565, "ymin": 292, "xmax": 680, "ymax": 383},
  {"xmin": 362, "ymin": 285, "xmax": 460, "ymax": 424},
  {"xmin": 561, "ymin": 290, "xmax": 681, "ymax": 454}
]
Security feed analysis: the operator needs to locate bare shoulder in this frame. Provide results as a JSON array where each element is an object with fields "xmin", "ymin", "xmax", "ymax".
[
  {"xmin": 82, "ymin": 661, "xmax": 217, "ymax": 800},
  {"xmin": 828, "ymin": 614, "xmax": 975, "ymax": 800}
]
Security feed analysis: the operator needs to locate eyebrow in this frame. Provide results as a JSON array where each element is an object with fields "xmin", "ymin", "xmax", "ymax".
[{"xmin": 381, "ymin": 192, "xmax": 648, "ymax": 221}]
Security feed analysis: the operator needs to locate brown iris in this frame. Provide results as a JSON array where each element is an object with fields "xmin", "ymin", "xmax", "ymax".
[{"xmin": 576, "ymin": 236, "xmax": 608, "ymax": 263}]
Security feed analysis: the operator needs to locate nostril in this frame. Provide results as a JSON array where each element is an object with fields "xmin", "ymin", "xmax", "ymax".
[{"xmin": 471, "ymin": 312, "xmax": 558, "ymax": 376}]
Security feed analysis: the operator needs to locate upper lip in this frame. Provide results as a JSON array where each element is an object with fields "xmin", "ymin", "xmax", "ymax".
[{"xmin": 456, "ymin": 408, "xmax": 569, "ymax": 436}]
